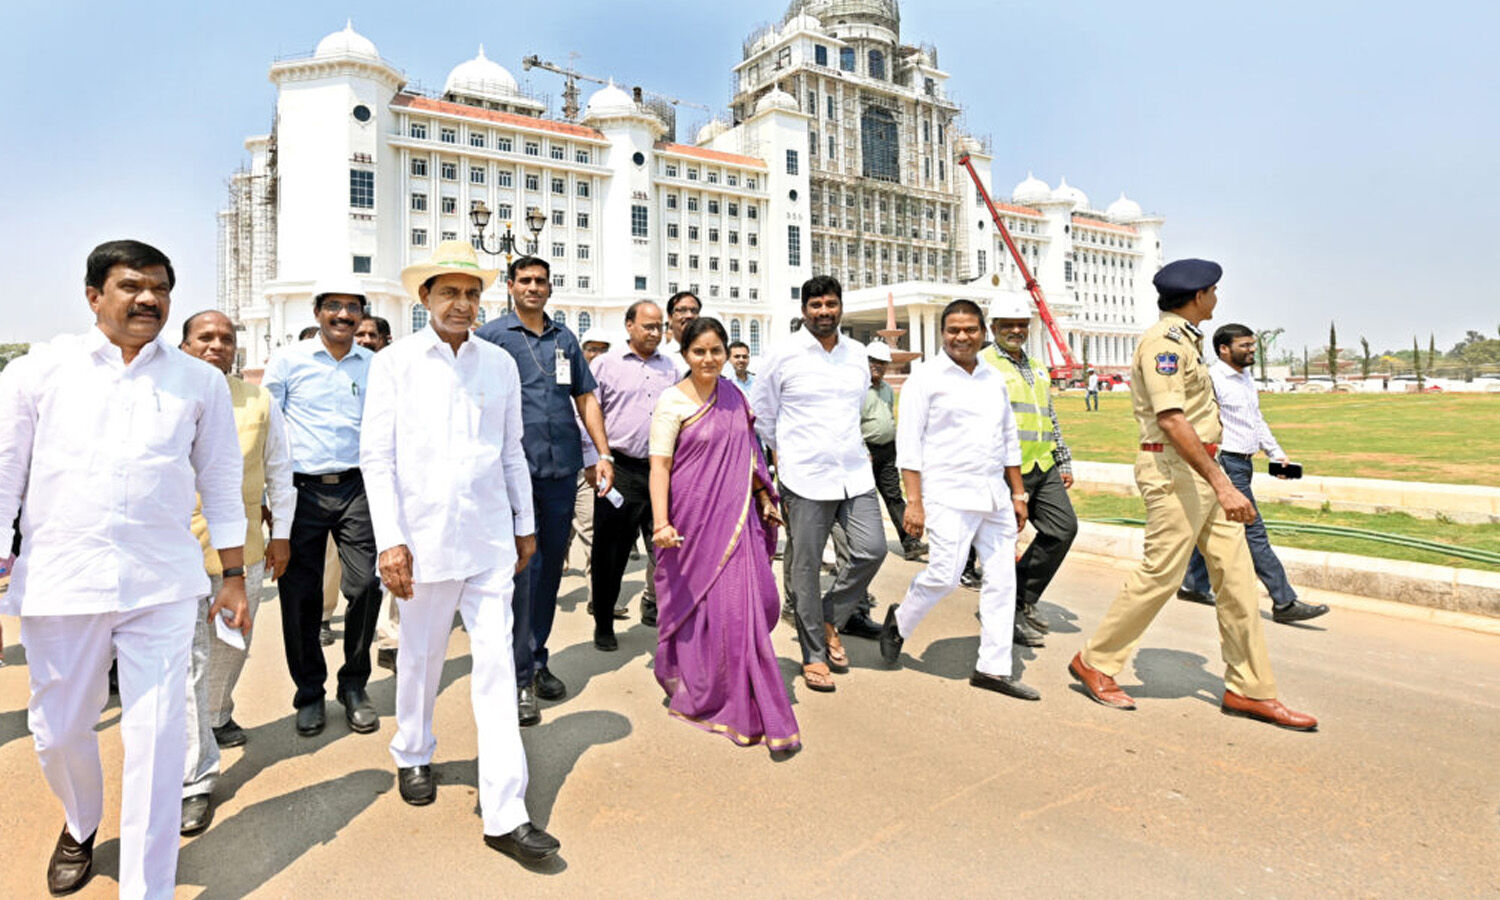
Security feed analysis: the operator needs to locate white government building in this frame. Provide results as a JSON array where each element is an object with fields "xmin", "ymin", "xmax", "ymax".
[{"xmin": 218, "ymin": 1, "xmax": 1165, "ymax": 374}]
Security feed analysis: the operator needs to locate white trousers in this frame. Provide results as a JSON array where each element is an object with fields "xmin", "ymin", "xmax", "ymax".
[
  {"xmin": 896, "ymin": 502, "xmax": 1019, "ymax": 678},
  {"xmin": 23, "ymin": 597, "xmax": 198, "ymax": 900},
  {"xmin": 185, "ymin": 561, "xmax": 265, "ymax": 797},
  {"xmin": 375, "ymin": 589, "xmax": 399, "ymax": 650},
  {"xmin": 390, "ymin": 565, "xmax": 530, "ymax": 836}
]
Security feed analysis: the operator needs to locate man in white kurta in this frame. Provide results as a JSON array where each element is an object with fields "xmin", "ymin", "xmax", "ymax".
[
  {"xmin": 879, "ymin": 300, "xmax": 1039, "ymax": 700},
  {"xmin": 0, "ymin": 240, "xmax": 248, "ymax": 898},
  {"xmin": 360, "ymin": 240, "xmax": 559, "ymax": 863}
]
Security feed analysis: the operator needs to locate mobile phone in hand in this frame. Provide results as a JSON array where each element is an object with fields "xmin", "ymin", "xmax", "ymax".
[{"xmin": 1268, "ymin": 461, "xmax": 1303, "ymax": 479}]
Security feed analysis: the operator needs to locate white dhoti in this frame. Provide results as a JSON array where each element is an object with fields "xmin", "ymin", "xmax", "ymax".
[
  {"xmin": 23, "ymin": 597, "xmax": 198, "ymax": 900},
  {"xmin": 390, "ymin": 565, "xmax": 529, "ymax": 836},
  {"xmin": 184, "ymin": 561, "xmax": 265, "ymax": 797},
  {"xmin": 896, "ymin": 502, "xmax": 1019, "ymax": 678}
]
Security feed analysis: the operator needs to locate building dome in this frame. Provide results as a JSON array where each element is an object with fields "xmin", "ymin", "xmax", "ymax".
[
  {"xmin": 783, "ymin": 11, "xmax": 823, "ymax": 34},
  {"xmin": 1052, "ymin": 176, "xmax": 1088, "ymax": 209},
  {"xmin": 756, "ymin": 87, "xmax": 799, "ymax": 114},
  {"xmin": 696, "ymin": 118, "xmax": 730, "ymax": 145},
  {"xmin": 444, "ymin": 45, "xmax": 518, "ymax": 101},
  {"xmin": 1011, "ymin": 172, "xmax": 1050, "ymax": 205},
  {"xmin": 1106, "ymin": 192, "xmax": 1142, "ymax": 222},
  {"xmin": 584, "ymin": 80, "xmax": 637, "ymax": 118},
  {"xmin": 314, "ymin": 20, "xmax": 378, "ymax": 60},
  {"xmin": 783, "ymin": 0, "xmax": 899, "ymax": 30}
]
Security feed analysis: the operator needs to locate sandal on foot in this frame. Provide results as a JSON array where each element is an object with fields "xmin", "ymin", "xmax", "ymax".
[
  {"xmin": 803, "ymin": 663, "xmax": 836, "ymax": 692},
  {"xmin": 823, "ymin": 623, "xmax": 850, "ymax": 671}
]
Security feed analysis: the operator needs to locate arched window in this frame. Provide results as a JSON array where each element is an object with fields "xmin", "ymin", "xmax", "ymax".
[
  {"xmin": 749, "ymin": 320, "xmax": 761, "ymax": 356},
  {"xmin": 475, "ymin": 306, "xmax": 488, "ymax": 326},
  {"xmin": 730, "ymin": 318, "xmax": 742, "ymax": 343},
  {"xmin": 553, "ymin": 310, "xmax": 567, "ymax": 328},
  {"xmin": 867, "ymin": 49, "xmax": 886, "ymax": 80},
  {"xmin": 577, "ymin": 311, "xmax": 592, "ymax": 333},
  {"xmin": 411, "ymin": 304, "xmax": 429, "ymax": 332}
]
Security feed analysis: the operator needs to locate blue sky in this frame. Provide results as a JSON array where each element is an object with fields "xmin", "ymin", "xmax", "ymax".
[{"xmin": 3, "ymin": 0, "xmax": 1494, "ymax": 357}]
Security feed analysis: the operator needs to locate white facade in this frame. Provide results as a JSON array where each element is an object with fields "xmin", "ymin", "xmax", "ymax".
[{"xmin": 220, "ymin": 7, "xmax": 1166, "ymax": 373}]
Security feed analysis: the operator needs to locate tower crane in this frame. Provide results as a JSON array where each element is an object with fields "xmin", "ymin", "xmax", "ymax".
[{"xmin": 521, "ymin": 54, "xmax": 711, "ymax": 123}]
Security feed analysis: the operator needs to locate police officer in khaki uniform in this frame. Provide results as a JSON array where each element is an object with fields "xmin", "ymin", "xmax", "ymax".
[{"xmin": 1068, "ymin": 259, "xmax": 1317, "ymax": 730}]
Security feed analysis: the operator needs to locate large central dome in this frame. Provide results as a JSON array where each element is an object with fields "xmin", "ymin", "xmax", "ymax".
[
  {"xmin": 444, "ymin": 45, "xmax": 519, "ymax": 102},
  {"xmin": 782, "ymin": 0, "xmax": 900, "ymax": 30}
]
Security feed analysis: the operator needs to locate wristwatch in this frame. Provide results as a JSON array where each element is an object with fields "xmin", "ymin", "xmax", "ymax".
[
  {"xmin": 1012, "ymin": 493, "xmax": 1029, "ymax": 502},
  {"xmin": 222, "ymin": 566, "xmax": 246, "ymax": 578}
]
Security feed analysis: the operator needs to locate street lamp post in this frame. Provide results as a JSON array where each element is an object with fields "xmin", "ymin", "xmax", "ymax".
[{"xmin": 469, "ymin": 202, "xmax": 547, "ymax": 313}]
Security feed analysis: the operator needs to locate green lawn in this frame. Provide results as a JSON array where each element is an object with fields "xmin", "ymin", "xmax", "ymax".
[
  {"xmin": 1070, "ymin": 491, "xmax": 1500, "ymax": 573},
  {"xmin": 1054, "ymin": 390, "xmax": 1500, "ymax": 486}
]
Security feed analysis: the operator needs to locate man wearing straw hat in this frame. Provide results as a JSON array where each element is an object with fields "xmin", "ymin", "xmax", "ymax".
[{"xmin": 362, "ymin": 240, "xmax": 560, "ymax": 862}]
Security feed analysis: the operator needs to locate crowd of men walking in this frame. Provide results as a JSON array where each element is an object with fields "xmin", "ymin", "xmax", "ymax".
[{"xmin": 0, "ymin": 238, "xmax": 1320, "ymax": 898}]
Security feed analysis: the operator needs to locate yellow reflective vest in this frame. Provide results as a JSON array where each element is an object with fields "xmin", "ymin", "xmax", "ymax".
[{"xmin": 981, "ymin": 346, "xmax": 1056, "ymax": 474}]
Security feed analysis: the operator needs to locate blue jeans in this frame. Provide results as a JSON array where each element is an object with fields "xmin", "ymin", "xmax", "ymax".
[
  {"xmin": 1085, "ymin": 389, "xmax": 1099, "ymax": 411},
  {"xmin": 1182, "ymin": 452, "xmax": 1298, "ymax": 608},
  {"xmin": 512, "ymin": 474, "xmax": 578, "ymax": 683}
]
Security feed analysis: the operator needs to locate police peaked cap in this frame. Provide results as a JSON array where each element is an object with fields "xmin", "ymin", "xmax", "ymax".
[{"xmin": 1152, "ymin": 258, "xmax": 1222, "ymax": 299}]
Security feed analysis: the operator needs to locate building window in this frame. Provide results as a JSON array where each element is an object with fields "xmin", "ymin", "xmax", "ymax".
[
  {"xmin": 689, "ymin": 255, "xmax": 700, "ymax": 269},
  {"xmin": 688, "ymin": 226, "xmax": 700, "ymax": 240},
  {"xmin": 577, "ymin": 212, "xmax": 590, "ymax": 228},
  {"xmin": 868, "ymin": 50, "xmax": 886, "ymax": 80},
  {"xmin": 440, "ymin": 127, "xmax": 456, "ymax": 144},
  {"xmin": 709, "ymin": 199, "xmax": 722, "ymax": 215},
  {"xmin": 815, "ymin": 44, "xmax": 828, "ymax": 66},
  {"xmin": 577, "ymin": 245, "xmax": 590, "ymax": 260},
  {"xmin": 524, "ymin": 174, "xmax": 539, "ymax": 191},
  {"xmin": 578, "ymin": 276, "xmax": 591, "ymax": 289},
  {"xmin": 668, "ymin": 282, "xmax": 679, "ymax": 294},
  {"xmin": 411, "ymin": 228, "xmax": 428, "ymax": 246},
  {"xmin": 710, "ymin": 284, "xmax": 721, "ymax": 297},
  {"xmin": 631, "ymin": 204, "xmax": 649, "ymax": 237},
  {"xmin": 440, "ymin": 161, "xmax": 457, "ymax": 180},
  {"xmin": 839, "ymin": 47, "xmax": 855, "ymax": 72},
  {"xmin": 922, "ymin": 120, "xmax": 931, "ymax": 143},
  {"xmin": 708, "ymin": 227, "xmax": 720, "ymax": 242},
  {"xmin": 786, "ymin": 149, "xmax": 799, "ymax": 175},
  {"xmin": 553, "ymin": 310, "xmax": 567, "ymax": 327},
  {"xmin": 787, "ymin": 225, "xmax": 801, "ymax": 267},
  {"xmin": 552, "ymin": 242, "xmax": 566, "ymax": 257},
  {"xmin": 938, "ymin": 124, "xmax": 945, "ymax": 145},
  {"xmin": 578, "ymin": 311, "xmax": 591, "ymax": 331},
  {"xmin": 728, "ymin": 230, "xmax": 739, "ymax": 245},
  {"xmin": 411, "ymin": 157, "xmax": 428, "ymax": 177},
  {"xmin": 469, "ymin": 132, "xmax": 486, "ymax": 149},
  {"xmin": 827, "ymin": 95, "xmax": 837, "ymax": 121},
  {"xmin": 497, "ymin": 203, "xmax": 512, "ymax": 220},
  {"xmin": 524, "ymin": 141, "xmax": 540, "ymax": 156},
  {"xmin": 746, "ymin": 177, "xmax": 757, "ymax": 190},
  {"xmin": 469, "ymin": 165, "xmax": 485, "ymax": 184},
  {"xmin": 409, "ymin": 122, "xmax": 428, "ymax": 139},
  {"xmin": 498, "ymin": 171, "xmax": 513, "ymax": 187},
  {"xmin": 441, "ymin": 230, "xmax": 456, "ymax": 241},
  {"xmin": 577, "ymin": 181, "xmax": 591, "ymax": 198},
  {"xmin": 729, "ymin": 258, "xmax": 740, "ymax": 272},
  {"xmin": 411, "ymin": 305, "xmax": 428, "ymax": 331},
  {"xmin": 352, "ymin": 255, "xmax": 371, "ymax": 274},
  {"xmin": 475, "ymin": 306, "xmax": 487, "ymax": 325},
  {"xmin": 550, "ymin": 144, "xmax": 565, "ymax": 160},
  {"xmin": 748, "ymin": 233, "xmax": 758, "ymax": 247},
  {"xmin": 749, "ymin": 287, "xmax": 759, "ymax": 300},
  {"xmin": 687, "ymin": 167, "xmax": 699, "ymax": 181},
  {"xmin": 635, "ymin": 276, "xmax": 648, "ymax": 291},
  {"xmin": 666, "ymin": 193, "xmax": 678, "ymax": 210},
  {"xmin": 729, "ymin": 286, "xmax": 740, "ymax": 298},
  {"xmin": 861, "ymin": 107, "xmax": 899, "ymax": 182},
  {"xmin": 747, "ymin": 204, "xmax": 758, "ymax": 219},
  {"xmin": 977, "ymin": 249, "xmax": 987, "ymax": 273},
  {"xmin": 828, "ymin": 135, "xmax": 836, "ymax": 157},
  {"xmin": 668, "ymin": 252, "xmax": 679, "ymax": 267},
  {"xmin": 349, "ymin": 169, "xmax": 374, "ymax": 208},
  {"xmin": 730, "ymin": 319, "xmax": 742, "ymax": 342},
  {"xmin": 665, "ymin": 163, "xmax": 678, "ymax": 177},
  {"xmin": 728, "ymin": 202, "xmax": 739, "ymax": 216},
  {"xmin": 497, "ymin": 136, "xmax": 513, "ymax": 152},
  {"xmin": 575, "ymin": 149, "xmax": 591, "ymax": 164},
  {"xmin": 687, "ymin": 197, "xmax": 699, "ymax": 212},
  {"xmin": 749, "ymin": 260, "xmax": 758, "ymax": 274},
  {"xmin": 727, "ymin": 174, "xmax": 738, "ymax": 187},
  {"xmin": 709, "ymin": 257, "xmax": 720, "ymax": 271},
  {"xmin": 707, "ymin": 171, "xmax": 720, "ymax": 184},
  {"xmin": 667, "ymin": 223, "xmax": 679, "ymax": 238},
  {"xmin": 749, "ymin": 320, "xmax": 761, "ymax": 355},
  {"xmin": 551, "ymin": 177, "xmax": 565, "ymax": 195},
  {"xmin": 924, "ymin": 77, "xmax": 936, "ymax": 97},
  {"xmin": 552, "ymin": 209, "xmax": 565, "ymax": 226},
  {"xmin": 808, "ymin": 89, "xmax": 817, "ymax": 113},
  {"xmin": 552, "ymin": 274, "xmax": 566, "ymax": 288},
  {"xmin": 411, "ymin": 192, "xmax": 427, "ymax": 211}
]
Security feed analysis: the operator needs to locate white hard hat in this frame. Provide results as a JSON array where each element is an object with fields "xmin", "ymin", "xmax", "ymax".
[
  {"xmin": 310, "ymin": 276, "xmax": 369, "ymax": 304},
  {"xmin": 986, "ymin": 296, "xmax": 1031, "ymax": 321},
  {"xmin": 866, "ymin": 341, "xmax": 893, "ymax": 363},
  {"xmin": 578, "ymin": 327, "xmax": 612, "ymax": 347}
]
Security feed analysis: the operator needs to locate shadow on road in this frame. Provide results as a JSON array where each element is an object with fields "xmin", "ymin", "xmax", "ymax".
[
  {"xmin": 0, "ymin": 706, "xmax": 28, "ymax": 750},
  {"xmin": 1126, "ymin": 648, "xmax": 1220, "ymax": 705}
]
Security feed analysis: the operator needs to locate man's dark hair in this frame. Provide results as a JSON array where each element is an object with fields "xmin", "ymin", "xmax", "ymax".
[
  {"xmin": 625, "ymin": 299, "xmax": 659, "ymax": 325},
  {"xmin": 298, "ymin": 326, "xmax": 320, "ymax": 340},
  {"xmin": 728, "ymin": 340, "xmax": 750, "ymax": 353},
  {"xmin": 1157, "ymin": 290, "xmax": 1198, "ymax": 311},
  {"xmin": 367, "ymin": 316, "xmax": 392, "ymax": 340},
  {"xmin": 666, "ymin": 291, "xmax": 701, "ymax": 317},
  {"xmin": 800, "ymin": 274, "xmax": 842, "ymax": 308},
  {"xmin": 507, "ymin": 255, "xmax": 551, "ymax": 282},
  {"xmin": 1213, "ymin": 323, "xmax": 1254, "ymax": 356},
  {"xmin": 680, "ymin": 316, "xmax": 728, "ymax": 355},
  {"xmin": 181, "ymin": 310, "xmax": 231, "ymax": 343},
  {"xmin": 86, "ymin": 239, "xmax": 175, "ymax": 291},
  {"xmin": 939, "ymin": 298, "xmax": 985, "ymax": 330}
]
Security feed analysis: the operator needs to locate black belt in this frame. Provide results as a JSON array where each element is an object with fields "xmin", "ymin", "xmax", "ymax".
[
  {"xmin": 294, "ymin": 468, "xmax": 361, "ymax": 487},
  {"xmin": 1219, "ymin": 450, "xmax": 1253, "ymax": 460},
  {"xmin": 611, "ymin": 452, "xmax": 649, "ymax": 468}
]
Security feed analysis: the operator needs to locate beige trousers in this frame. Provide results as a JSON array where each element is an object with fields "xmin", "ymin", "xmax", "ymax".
[
  {"xmin": 1082, "ymin": 449, "xmax": 1277, "ymax": 699},
  {"xmin": 322, "ymin": 536, "xmax": 341, "ymax": 620}
]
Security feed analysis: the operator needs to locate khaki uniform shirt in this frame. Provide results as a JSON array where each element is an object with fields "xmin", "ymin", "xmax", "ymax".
[{"xmin": 1130, "ymin": 312, "xmax": 1223, "ymax": 446}]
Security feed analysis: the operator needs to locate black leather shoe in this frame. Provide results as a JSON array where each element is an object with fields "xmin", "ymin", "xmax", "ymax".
[
  {"xmin": 319, "ymin": 621, "xmax": 335, "ymax": 646},
  {"xmin": 641, "ymin": 603, "xmax": 658, "ymax": 628},
  {"xmin": 780, "ymin": 601, "xmax": 796, "ymax": 625},
  {"xmin": 338, "ymin": 689, "xmax": 379, "ymax": 734},
  {"xmin": 376, "ymin": 646, "xmax": 398, "ymax": 672},
  {"xmin": 593, "ymin": 629, "xmax": 618, "ymax": 652},
  {"xmin": 533, "ymin": 666, "xmax": 566, "ymax": 701},
  {"xmin": 1013, "ymin": 618, "xmax": 1046, "ymax": 648},
  {"xmin": 1020, "ymin": 603, "xmax": 1049, "ymax": 633},
  {"xmin": 212, "ymin": 718, "xmax": 247, "ymax": 749},
  {"xmin": 484, "ymin": 822, "xmax": 561, "ymax": 863},
  {"xmin": 398, "ymin": 765, "xmax": 435, "ymax": 806},
  {"xmin": 180, "ymin": 793, "xmax": 213, "ymax": 836},
  {"xmin": 1273, "ymin": 599, "xmax": 1330, "ymax": 624},
  {"xmin": 296, "ymin": 699, "xmax": 326, "ymax": 737},
  {"xmin": 839, "ymin": 610, "xmax": 883, "ymax": 640},
  {"xmin": 970, "ymin": 671, "xmax": 1041, "ymax": 700},
  {"xmin": 901, "ymin": 539, "xmax": 929, "ymax": 561},
  {"xmin": 517, "ymin": 685, "xmax": 541, "ymax": 727},
  {"xmin": 1176, "ymin": 588, "xmax": 1215, "ymax": 605},
  {"xmin": 959, "ymin": 570, "xmax": 982, "ymax": 590},
  {"xmin": 878, "ymin": 605, "xmax": 903, "ymax": 666},
  {"xmin": 46, "ymin": 825, "xmax": 94, "ymax": 896}
]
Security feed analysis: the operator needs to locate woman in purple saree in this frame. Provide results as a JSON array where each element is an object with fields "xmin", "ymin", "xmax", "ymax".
[{"xmin": 648, "ymin": 318, "xmax": 800, "ymax": 752}]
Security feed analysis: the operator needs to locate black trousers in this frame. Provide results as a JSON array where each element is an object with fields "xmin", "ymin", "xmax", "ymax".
[
  {"xmin": 590, "ymin": 454, "xmax": 655, "ymax": 636},
  {"xmin": 1015, "ymin": 465, "xmax": 1078, "ymax": 606},
  {"xmin": 867, "ymin": 440, "xmax": 912, "ymax": 544},
  {"xmin": 279, "ymin": 474, "xmax": 383, "ymax": 709}
]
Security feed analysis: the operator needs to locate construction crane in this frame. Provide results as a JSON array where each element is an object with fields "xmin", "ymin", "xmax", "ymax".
[
  {"xmin": 958, "ymin": 153, "xmax": 1081, "ymax": 384},
  {"xmin": 521, "ymin": 54, "xmax": 711, "ymax": 123}
]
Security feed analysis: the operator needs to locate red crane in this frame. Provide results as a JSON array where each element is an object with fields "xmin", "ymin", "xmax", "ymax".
[{"xmin": 957, "ymin": 153, "xmax": 1080, "ymax": 383}]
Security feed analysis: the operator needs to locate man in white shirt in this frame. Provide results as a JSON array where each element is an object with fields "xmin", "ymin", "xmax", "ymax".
[
  {"xmin": 752, "ymin": 275, "xmax": 887, "ymax": 693},
  {"xmin": 659, "ymin": 290, "xmax": 700, "ymax": 377},
  {"xmin": 0, "ymin": 240, "xmax": 249, "ymax": 898},
  {"xmin": 177, "ymin": 310, "xmax": 296, "ymax": 837},
  {"xmin": 878, "ymin": 300, "xmax": 1037, "ymax": 699},
  {"xmin": 1085, "ymin": 368, "xmax": 1100, "ymax": 411},
  {"xmin": 361, "ymin": 241, "xmax": 559, "ymax": 864},
  {"xmin": 1178, "ymin": 324, "xmax": 1328, "ymax": 624}
]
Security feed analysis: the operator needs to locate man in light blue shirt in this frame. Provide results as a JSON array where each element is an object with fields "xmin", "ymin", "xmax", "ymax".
[
  {"xmin": 262, "ymin": 278, "xmax": 383, "ymax": 738},
  {"xmin": 728, "ymin": 340, "xmax": 755, "ymax": 399}
]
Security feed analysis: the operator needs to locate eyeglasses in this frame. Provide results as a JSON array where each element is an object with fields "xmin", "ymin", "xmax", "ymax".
[{"xmin": 320, "ymin": 301, "xmax": 365, "ymax": 315}]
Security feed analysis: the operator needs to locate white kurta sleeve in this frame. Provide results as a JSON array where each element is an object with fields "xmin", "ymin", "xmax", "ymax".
[
  {"xmin": 194, "ymin": 374, "xmax": 249, "ymax": 549},
  {"xmin": 0, "ymin": 357, "xmax": 37, "ymax": 555},
  {"xmin": 262, "ymin": 400, "xmax": 297, "ymax": 540},
  {"xmin": 749, "ymin": 350, "xmax": 781, "ymax": 452},
  {"xmin": 895, "ymin": 369, "xmax": 929, "ymax": 474},
  {"xmin": 498, "ymin": 354, "xmax": 536, "ymax": 537},
  {"xmin": 359, "ymin": 351, "xmax": 404, "ymax": 555}
]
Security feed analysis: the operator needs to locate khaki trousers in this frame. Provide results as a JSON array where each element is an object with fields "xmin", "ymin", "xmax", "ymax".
[
  {"xmin": 1082, "ymin": 449, "xmax": 1277, "ymax": 699},
  {"xmin": 322, "ymin": 536, "xmax": 341, "ymax": 620}
]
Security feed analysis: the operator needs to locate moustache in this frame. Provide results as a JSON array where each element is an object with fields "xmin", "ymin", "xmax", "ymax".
[{"xmin": 127, "ymin": 305, "xmax": 161, "ymax": 319}]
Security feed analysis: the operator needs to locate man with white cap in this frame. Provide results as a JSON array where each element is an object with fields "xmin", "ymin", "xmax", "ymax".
[
  {"xmin": 262, "ymin": 274, "xmax": 382, "ymax": 738},
  {"xmin": 362, "ymin": 240, "xmax": 559, "ymax": 863}
]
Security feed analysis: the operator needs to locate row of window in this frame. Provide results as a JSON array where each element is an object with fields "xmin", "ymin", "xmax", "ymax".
[
  {"xmin": 663, "ymin": 195, "xmax": 759, "ymax": 218},
  {"xmin": 663, "ymin": 224, "xmax": 758, "ymax": 246},
  {"xmin": 666, "ymin": 283, "xmax": 764, "ymax": 308},
  {"xmin": 659, "ymin": 163, "xmax": 759, "ymax": 189},
  {"xmin": 406, "ymin": 121, "xmax": 593, "ymax": 164},
  {"xmin": 411, "ymin": 158, "xmax": 593, "ymax": 198},
  {"xmin": 665, "ymin": 254, "xmax": 760, "ymax": 274}
]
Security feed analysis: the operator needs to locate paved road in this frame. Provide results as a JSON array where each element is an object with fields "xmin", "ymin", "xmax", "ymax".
[{"xmin": 2, "ymin": 550, "xmax": 1497, "ymax": 898}]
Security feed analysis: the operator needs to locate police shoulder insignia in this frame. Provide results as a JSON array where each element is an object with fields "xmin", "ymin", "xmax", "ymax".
[
  {"xmin": 1164, "ymin": 325, "xmax": 1183, "ymax": 343},
  {"xmin": 1155, "ymin": 352, "xmax": 1180, "ymax": 375}
]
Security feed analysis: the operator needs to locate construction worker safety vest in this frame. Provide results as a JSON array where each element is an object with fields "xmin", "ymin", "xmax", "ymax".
[
  {"xmin": 981, "ymin": 346, "xmax": 1056, "ymax": 474},
  {"xmin": 191, "ymin": 376, "xmax": 271, "ymax": 574}
]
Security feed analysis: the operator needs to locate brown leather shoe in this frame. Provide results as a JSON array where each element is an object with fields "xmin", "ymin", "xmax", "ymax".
[
  {"xmin": 46, "ymin": 825, "xmax": 94, "ymax": 896},
  {"xmin": 1221, "ymin": 691, "xmax": 1318, "ymax": 731},
  {"xmin": 1068, "ymin": 652, "xmax": 1136, "ymax": 710}
]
